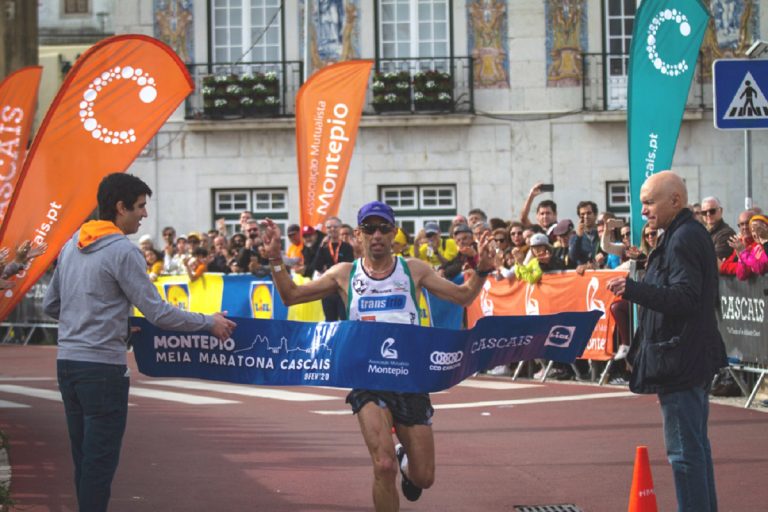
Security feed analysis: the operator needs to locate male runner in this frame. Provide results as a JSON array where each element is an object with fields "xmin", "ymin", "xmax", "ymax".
[{"xmin": 261, "ymin": 201, "xmax": 494, "ymax": 512}]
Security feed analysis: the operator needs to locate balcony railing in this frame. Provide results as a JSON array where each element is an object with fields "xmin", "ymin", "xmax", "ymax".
[
  {"xmin": 184, "ymin": 61, "xmax": 303, "ymax": 120},
  {"xmin": 185, "ymin": 57, "xmax": 473, "ymax": 121},
  {"xmin": 582, "ymin": 52, "xmax": 710, "ymax": 112}
]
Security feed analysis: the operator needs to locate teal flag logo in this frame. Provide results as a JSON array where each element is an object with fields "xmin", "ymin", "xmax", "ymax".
[{"xmin": 627, "ymin": 1, "xmax": 709, "ymax": 243}]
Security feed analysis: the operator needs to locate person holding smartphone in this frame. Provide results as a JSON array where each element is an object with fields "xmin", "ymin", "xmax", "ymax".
[{"xmin": 519, "ymin": 182, "xmax": 558, "ymax": 235}]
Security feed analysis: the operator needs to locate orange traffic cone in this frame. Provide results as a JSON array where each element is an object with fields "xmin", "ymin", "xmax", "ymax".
[{"xmin": 628, "ymin": 446, "xmax": 658, "ymax": 512}]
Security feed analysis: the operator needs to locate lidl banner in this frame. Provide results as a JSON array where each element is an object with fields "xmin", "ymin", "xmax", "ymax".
[
  {"xmin": 466, "ymin": 271, "xmax": 625, "ymax": 361},
  {"xmin": 296, "ymin": 60, "xmax": 372, "ymax": 230},
  {"xmin": 130, "ymin": 310, "xmax": 602, "ymax": 393},
  {"xmin": 0, "ymin": 66, "xmax": 42, "ymax": 228},
  {"xmin": 627, "ymin": 1, "xmax": 709, "ymax": 243},
  {"xmin": 0, "ymin": 35, "xmax": 193, "ymax": 322},
  {"xmin": 144, "ymin": 273, "xmax": 463, "ymax": 328}
]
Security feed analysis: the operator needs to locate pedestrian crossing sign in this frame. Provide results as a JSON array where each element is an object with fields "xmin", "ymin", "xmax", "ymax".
[{"xmin": 714, "ymin": 59, "xmax": 768, "ymax": 130}]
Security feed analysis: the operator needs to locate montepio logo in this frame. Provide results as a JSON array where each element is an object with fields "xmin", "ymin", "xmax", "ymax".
[
  {"xmin": 164, "ymin": 283, "xmax": 190, "ymax": 311},
  {"xmin": 545, "ymin": 325, "xmax": 575, "ymax": 348},
  {"xmin": 380, "ymin": 338, "xmax": 398, "ymax": 359}
]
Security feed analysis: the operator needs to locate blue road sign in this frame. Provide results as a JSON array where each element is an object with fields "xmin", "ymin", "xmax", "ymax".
[{"xmin": 714, "ymin": 59, "xmax": 768, "ymax": 130}]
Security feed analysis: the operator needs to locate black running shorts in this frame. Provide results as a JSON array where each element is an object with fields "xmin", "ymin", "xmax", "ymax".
[{"xmin": 345, "ymin": 389, "xmax": 434, "ymax": 426}]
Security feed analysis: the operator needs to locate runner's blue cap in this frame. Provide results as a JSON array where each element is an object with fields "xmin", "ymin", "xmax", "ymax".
[{"xmin": 357, "ymin": 201, "xmax": 395, "ymax": 225}]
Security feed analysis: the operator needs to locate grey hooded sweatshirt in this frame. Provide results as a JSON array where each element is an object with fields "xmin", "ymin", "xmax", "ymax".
[{"xmin": 43, "ymin": 229, "xmax": 214, "ymax": 365}]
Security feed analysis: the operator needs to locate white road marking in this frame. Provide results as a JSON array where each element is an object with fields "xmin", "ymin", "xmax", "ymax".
[
  {"xmin": 0, "ymin": 377, "xmax": 55, "ymax": 382},
  {"xmin": 0, "ymin": 385, "xmax": 61, "ymax": 401},
  {"xmin": 129, "ymin": 386, "xmax": 239, "ymax": 405},
  {"xmin": 309, "ymin": 391, "xmax": 636, "ymax": 415},
  {"xmin": 141, "ymin": 379, "xmax": 338, "ymax": 402},
  {"xmin": 433, "ymin": 391, "xmax": 636, "ymax": 410},
  {"xmin": 0, "ymin": 399, "xmax": 29, "ymax": 408},
  {"xmin": 456, "ymin": 380, "xmax": 538, "ymax": 390}
]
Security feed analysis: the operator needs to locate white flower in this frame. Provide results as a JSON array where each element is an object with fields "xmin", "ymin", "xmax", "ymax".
[
  {"xmin": 396, "ymin": 81, "xmax": 409, "ymax": 89},
  {"xmin": 214, "ymin": 98, "xmax": 228, "ymax": 107},
  {"xmin": 414, "ymin": 92, "xmax": 424, "ymax": 101},
  {"xmin": 240, "ymin": 97, "xmax": 254, "ymax": 106},
  {"xmin": 425, "ymin": 80, "xmax": 436, "ymax": 89},
  {"xmin": 253, "ymin": 83, "xmax": 267, "ymax": 92},
  {"xmin": 438, "ymin": 92, "xmax": 451, "ymax": 102},
  {"xmin": 265, "ymin": 96, "xmax": 280, "ymax": 105},
  {"xmin": 226, "ymin": 84, "xmax": 242, "ymax": 95},
  {"xmin": 201, "ymin": 86, "xmax": 215, "ymax": 96}
]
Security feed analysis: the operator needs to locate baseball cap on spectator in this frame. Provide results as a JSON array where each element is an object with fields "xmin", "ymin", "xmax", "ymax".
[
  {"xmin": 138, "ymin": 234, "xmax": 152, "ymax": 245},
  {"xmin": 424, "ymin": 222, "xmax": 440, "ymax": 235},
  {"xmin": 302, "ymin": 226, "xmax": 316, "ymax": 236},
  {"xmin": 551, "ymin": 218, "xmax": 574, "ymax": 237},
  {"xmin": 287, "ymin": 224, "xmax": 300, "ymax": 235},
  {"xmin": 357, "ymin": 201, "xmax": 395, "ymax": 225},
  {"xmin": 187, "ymin": 231, "xmax": 201, "ymax": 242},
  {"xmin": 453, "ymin": 224, "xmax": 472, "ymax": 235},
  {"xmin": 529, "ymin": 233, "xmax": 551, "ymax": 248}
]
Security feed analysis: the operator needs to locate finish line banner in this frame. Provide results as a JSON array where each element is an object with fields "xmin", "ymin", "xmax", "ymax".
[{"xmin": 131, "ymin": 311, "xmax": 601, "ymax": 393}]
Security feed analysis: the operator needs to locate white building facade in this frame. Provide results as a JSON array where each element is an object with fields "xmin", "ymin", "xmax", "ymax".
[{"xmin": 101, "ymin": 0, "xmax": 767, "ymax": 239}]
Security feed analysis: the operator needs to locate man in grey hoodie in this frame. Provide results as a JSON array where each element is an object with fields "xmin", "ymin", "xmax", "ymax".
[{"xmin": 43, "ymin": 173, "xmax": 236, "ymax": 512}]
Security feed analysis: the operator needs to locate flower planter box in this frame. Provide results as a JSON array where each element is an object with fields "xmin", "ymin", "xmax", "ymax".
[
  {"xmin": 243, "ymin": 104, "xmax": 281, "ymax": 117},
  {"xmin": 373, "ymin": 102, "xmax": 410, "ymax": 114},
  {"xmin": 414, "ymin": 101, "xmax": 453, "ymax": 113}
]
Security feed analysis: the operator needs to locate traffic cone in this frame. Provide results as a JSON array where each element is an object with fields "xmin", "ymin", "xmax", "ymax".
[{"xmin": 628, "ymin": 446, "xmax": 658, "ymax": 512}]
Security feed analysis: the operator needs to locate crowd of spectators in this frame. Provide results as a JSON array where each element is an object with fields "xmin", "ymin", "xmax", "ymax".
[{"xmin": 137, "ymin": 184, "xmax": 766, "ymax": 383}]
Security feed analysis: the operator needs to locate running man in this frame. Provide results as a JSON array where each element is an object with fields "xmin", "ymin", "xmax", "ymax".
[{"xmin": 261, "ymin": 201, "xmax": 495, "ymax": 512}]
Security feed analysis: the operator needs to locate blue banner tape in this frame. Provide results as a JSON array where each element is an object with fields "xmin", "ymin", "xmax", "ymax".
[{"xmin": 131, "ymin": 311, "xmax": 602, "ymax": 393}]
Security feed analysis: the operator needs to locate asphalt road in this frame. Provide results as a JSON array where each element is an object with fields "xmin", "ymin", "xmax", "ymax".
[{"xmin": 1, "ymin": 345, "xmax": 767, "ymax": 512}]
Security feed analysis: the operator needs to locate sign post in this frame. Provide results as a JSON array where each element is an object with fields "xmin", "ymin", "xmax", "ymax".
[{"xmin": 713, "ymin": 58, "xmax": 768, "ymax": 209}]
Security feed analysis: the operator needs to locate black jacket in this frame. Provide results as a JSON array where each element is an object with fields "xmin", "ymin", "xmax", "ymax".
[{"xmin": 623, "ymin": 209, "xmax": 727, "ymax": 394}]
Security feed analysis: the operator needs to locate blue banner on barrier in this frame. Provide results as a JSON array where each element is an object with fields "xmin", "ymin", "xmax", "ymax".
[{"xmin": 131, "ymin": 311, "xmax": 601, "ymax": 393}]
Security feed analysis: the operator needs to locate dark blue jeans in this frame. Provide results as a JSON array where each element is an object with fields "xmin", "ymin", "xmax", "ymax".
[
  {"xmin": 57, "ymin": 360, "xmax": 129, "ymax": 512},
  {"xmin": 658, "ymin": 384, "xmax": 718, "ymax": 512}
]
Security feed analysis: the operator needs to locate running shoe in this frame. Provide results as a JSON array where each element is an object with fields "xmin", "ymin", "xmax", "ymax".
[{"xmin": 395, "ymin": 444, "xmax": 422, "ymax": 502}]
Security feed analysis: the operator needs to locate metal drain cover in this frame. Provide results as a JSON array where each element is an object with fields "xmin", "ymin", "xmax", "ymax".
[{"xmin": 514, "ymin": 506, "xmax": 583, "ymax": 512}]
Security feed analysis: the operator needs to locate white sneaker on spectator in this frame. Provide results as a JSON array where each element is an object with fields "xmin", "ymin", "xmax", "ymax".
[
  {"xmin": 613, "ymin": 345, "xmax": 630, "ymax": 360},
  {"xmin": 533, "ymin": 368, "xmax": 546, "ymax": 379},
  {"xmin": 487, "ymin": 365, "xmax": 510, "ymax": 376}
]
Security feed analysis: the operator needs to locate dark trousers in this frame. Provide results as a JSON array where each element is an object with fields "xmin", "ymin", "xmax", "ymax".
[
  {"xmin": 57, "ymin": 360, "xmax": 129, "ymax": 512},
  {"xmin": 321, "ymin": 293, "xmax": 347, "ymax": 321}
]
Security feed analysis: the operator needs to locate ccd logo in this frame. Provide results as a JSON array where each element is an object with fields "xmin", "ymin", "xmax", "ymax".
[
  {"xmin": 544, "ymin": 325, "xmax": 575, "ymax": 348},
  {"xmin": 381, "ymin": 338, "xmax": 398, "ymax": 359},
  {"xmin": 430, "ymin": 351, "xmax": 464, "ymax": 365}
]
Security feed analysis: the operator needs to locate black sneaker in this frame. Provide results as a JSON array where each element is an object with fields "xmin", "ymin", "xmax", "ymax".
[{"xmin": 395, "ymin": 444, "xmax": 422, "ymax": 502}]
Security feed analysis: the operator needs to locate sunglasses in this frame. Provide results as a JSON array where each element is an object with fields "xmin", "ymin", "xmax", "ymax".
[
  {"xmin": 737, "ymin": 222, "xmax": 749, "ymax": 228},
  {"xmin": 621, "ymin": 232, "xmax": 631, "ymax": 238},
  {"xmin": 645, "ymin": 231, "xmax": 658, "ymax": 237},
  {"xmin": 359, "ymin": 223, "xmax": 394, "ymax": 235},
  {"xmin": 702, "ymin": 208, "xmax": 719, "ymax": 216},
  {"xmin": 247, "ymin": 228, "xmax": 260, "ymax": 233},
  {"xmin": 510, "ymin": 231, "xmax": 523, "ymax": 236},
  {"xmin": 494, "ymin": 238, "xmax": 507, "ymax": 243}
]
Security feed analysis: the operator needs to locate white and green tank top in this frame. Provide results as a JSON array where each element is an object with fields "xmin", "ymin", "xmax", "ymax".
[{"xmin": 347, "ymin": 256, "xmax": 423, "ymax": 325}]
